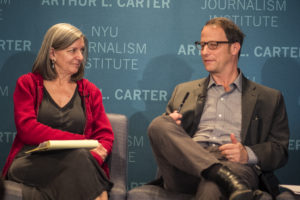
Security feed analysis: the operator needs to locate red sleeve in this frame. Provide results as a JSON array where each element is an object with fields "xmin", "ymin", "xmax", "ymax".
[
  {"xmin": 86, "ymin": 84, "xmax": 114, "ymax": 156},
  {"xmin": 13, "ymin": 75, "xmax": 85, "ymax": 145}
]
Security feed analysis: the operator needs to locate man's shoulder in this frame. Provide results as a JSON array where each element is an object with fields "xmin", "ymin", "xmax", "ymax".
[
  {"xmin": 244, "ymin": 78, "xmax": 283, "ymax": 104},
  {"xmin": 245, "ymin": 78, "xmax": 281, "ymax": 96}
]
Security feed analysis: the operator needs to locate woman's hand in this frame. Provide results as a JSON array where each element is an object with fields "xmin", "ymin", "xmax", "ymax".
[{"xmin": 91, "ymin": 143, "xmax": 108, "ymax": 161}]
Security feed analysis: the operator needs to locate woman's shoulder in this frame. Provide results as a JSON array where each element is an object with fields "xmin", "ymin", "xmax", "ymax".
[
  {"xmin": 78, "ymin": 78, "xmax": 100, "ymax": 93},
  {"xmin": 17, "ymin": 72, "xmax": 42, "ymax": 85}
]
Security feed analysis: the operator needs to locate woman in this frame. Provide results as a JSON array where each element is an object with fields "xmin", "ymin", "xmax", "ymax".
[{"xmin": 1, "ymin": 23, "xmax": 114, "ymax": 200}]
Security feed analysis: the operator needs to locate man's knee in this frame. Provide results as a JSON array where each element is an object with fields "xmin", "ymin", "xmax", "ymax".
[
  {"xmin": 148, "ymin": 115, "xmax": 174, "ymax": 140},
  {"xmin": 148, "ymin": 116, "xmax": 165, "ymax": 137}
]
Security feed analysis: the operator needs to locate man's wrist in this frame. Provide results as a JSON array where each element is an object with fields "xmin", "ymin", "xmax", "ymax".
[{"xmin": 245, "ymin": 146, "xmax": 258, "ymax": 164}]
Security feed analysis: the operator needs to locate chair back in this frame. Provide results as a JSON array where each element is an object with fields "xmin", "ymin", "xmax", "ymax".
[{"xmin": 107, "ymin": 113, "xmax": 128, "ymax": 200}]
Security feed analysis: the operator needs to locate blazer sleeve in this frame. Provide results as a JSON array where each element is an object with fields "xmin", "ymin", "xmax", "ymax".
[
  {"xmin": 248, "ymin": 91, "xmax": 289, "ymax": 172},
  {"xmin": 165, "ymin": 85, "xmax": 180, "ymax": 115}
]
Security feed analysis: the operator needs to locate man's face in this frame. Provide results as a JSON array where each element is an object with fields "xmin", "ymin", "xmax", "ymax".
[{"xmin": 200, "ymin": 25, "xmax": 234, "ymax": 74}]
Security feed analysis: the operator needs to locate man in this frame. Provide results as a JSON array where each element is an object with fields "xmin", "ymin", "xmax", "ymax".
[{"xmin": 148, "ymin": 17, "xmax": 289, "ymax": 200}]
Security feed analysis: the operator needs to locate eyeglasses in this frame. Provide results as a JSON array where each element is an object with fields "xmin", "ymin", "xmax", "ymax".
[{"xmin": 194, "ymin": 41, "xmax": 233, "ymax": 50}]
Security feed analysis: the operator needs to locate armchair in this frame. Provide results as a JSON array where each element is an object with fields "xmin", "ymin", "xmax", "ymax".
[
  {"xmin": 127, "ymin": 175, "xmax": 297, "ymax": 200},
  {"xmin": 127, "ymin": 183, "xmax": 193, "ymax": 200},
  {"xmin": 2, "ymin": 113, "xmax": 128, "ymax": 200},
  {"xmin": 127, "ymin": 174, "xmax": 193, "ymax": 200}
]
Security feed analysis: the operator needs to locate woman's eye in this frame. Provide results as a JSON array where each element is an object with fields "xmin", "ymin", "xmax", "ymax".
[{"xmin": 68, "ymin": 49, "xmax": 76, "ymax": 53}]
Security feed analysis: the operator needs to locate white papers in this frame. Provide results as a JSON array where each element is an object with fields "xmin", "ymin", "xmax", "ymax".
[
  {"xmin": 280, "ymin": 184, "xmax": 300, "ymax": 195},
  {"xmin": 25, "ymin": 140, "xmax": 99, "ymax": 154}
]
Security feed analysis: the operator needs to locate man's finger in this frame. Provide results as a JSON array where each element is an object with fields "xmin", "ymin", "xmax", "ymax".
[{"xmin": 230, "ymin": 133, "xmax": 238, "ymax": 144}]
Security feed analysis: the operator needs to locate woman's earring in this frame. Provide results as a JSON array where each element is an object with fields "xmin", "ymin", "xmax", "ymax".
[{"xmin": 51, "ymin": 60, "xmax": 55, "ymax": 69}]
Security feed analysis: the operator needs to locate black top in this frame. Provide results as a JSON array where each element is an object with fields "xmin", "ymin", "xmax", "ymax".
[
  {"xmin": 9, "ymin": 86, "xmax": 112, "ymax": 200},
  {"xmin": 38, "ymin": 86, "xmax": 86, "ymax": 134}
]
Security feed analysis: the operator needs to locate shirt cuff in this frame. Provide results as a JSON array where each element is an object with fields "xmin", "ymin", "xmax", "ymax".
[{"xmin": 245, "ymin": 146, "xmax": 258, "ymax": 164}]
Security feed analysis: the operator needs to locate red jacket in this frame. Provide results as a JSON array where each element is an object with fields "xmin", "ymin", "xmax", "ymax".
[{"xmin": 2, "ymin": 72, "xmax": 114, "ymax": 177}]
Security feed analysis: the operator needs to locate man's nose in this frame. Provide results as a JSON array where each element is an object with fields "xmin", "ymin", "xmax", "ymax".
[{"xmin": 201, "ymin": 44, "xmax": 209, "ymax": 55}]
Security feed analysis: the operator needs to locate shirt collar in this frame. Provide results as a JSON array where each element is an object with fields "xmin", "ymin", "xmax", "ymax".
[{"xmin": 207, "ymin": 69, "xmax": 242, "ymax": 92}]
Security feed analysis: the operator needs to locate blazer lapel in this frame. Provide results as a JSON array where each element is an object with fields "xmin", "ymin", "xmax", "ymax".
[
  {"xmin": 241, "ymin": 77, "xmax": 257, "ymax": 143},
  {"xmin": 190, "ymin": 77, "xmax": 209, "ymax": 136}
]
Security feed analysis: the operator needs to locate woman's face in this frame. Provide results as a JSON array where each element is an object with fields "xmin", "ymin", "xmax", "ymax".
[{"xmin": 50, "ymin": 37, "xmax": 85, "ymax": 78}]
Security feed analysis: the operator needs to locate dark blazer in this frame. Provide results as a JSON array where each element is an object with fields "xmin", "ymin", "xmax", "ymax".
[{"xmin": 164, "ymin": 75, "xmax": 289, "ymax": 194}]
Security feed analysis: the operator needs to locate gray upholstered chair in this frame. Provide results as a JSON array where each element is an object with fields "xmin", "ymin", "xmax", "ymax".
[
  {"xmin": 127, "ymin": 183, "xmax": 194, "ymax": 200},
  {"xmin": 2, "ymin": 113, "xmax": 128, "ymax": 200},
  {"xmin": 127, "ymin": 176, "xmax": 299, "ymax": 200},
  {"xmin": 127, "ymin": 182, "xmax": 281, "ymax": 200},
  {"xmin": 106, "ymin": 113, "xmax": 128, "ymax": 200},
  {"xmin": 127, "ymin": 169, "xmax": 193, "ymax": 200},
  {"xmin": 127, "ymin": 172, "xmax": 194, "ymax": 200}
]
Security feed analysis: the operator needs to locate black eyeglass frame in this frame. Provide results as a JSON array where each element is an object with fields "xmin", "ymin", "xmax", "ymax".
[{"xmin": 194, "ymin": 41, "xmax": 234, "ymax": 50}]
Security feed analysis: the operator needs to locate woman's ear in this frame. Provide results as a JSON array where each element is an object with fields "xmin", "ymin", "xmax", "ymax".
[{"xmin": 49, "ymin": 47, "xmax": 55, "ymax": 60}]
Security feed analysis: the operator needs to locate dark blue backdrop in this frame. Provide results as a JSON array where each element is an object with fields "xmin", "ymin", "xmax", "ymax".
[{"xmin": 0, "ymin": 0, "xmax": 299, "ymax": 189}]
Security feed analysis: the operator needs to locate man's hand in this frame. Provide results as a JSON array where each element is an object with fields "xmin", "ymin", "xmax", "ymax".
[
  {"xmin": 169, "ymin": 111, "xmax": 182, "ymax": 125},
  {"xmin": 219, "ymin": 133, "xmax": 249, "ymax": 164}
]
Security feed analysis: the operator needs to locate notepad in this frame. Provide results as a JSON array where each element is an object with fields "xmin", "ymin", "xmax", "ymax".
[
  {"xmin": 280, "ymin": 184, "xmax": 300, "ymax": 195},
  {"xmin": 25, "ymin": 140, "xmax": 99, "ymax": 154}
]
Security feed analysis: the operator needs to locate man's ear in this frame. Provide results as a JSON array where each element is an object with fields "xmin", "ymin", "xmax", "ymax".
[{"xmin": 231, "ymin": 42, "xmax": 241, "ymax": 56}]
